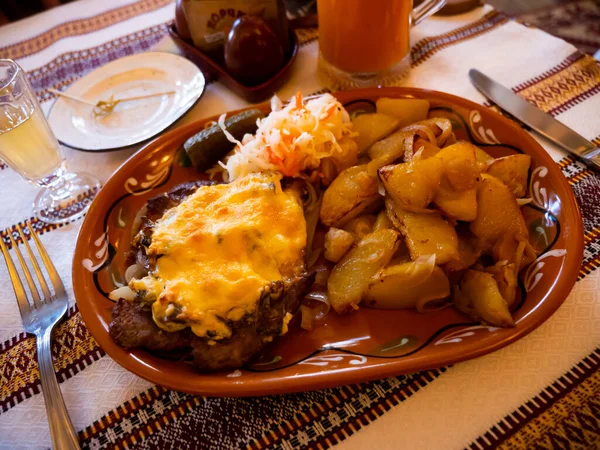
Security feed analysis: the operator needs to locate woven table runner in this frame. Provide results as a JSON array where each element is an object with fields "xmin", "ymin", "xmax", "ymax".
[{"xmin": 0, "ymin": 1, "xmax": 599, "ymax": 448}]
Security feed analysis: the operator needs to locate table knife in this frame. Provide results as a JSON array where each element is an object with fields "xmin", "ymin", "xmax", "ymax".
[{"xmin": 469, "ymin": 69, "xmax": 600, "ymax": 170}]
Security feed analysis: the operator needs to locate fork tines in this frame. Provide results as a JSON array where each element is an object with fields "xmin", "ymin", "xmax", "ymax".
[{"xmin": 0, "ymin": 222, "xmax": 66, "ymax": 314}]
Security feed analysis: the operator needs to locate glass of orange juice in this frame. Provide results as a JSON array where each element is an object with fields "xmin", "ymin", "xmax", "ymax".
[
  {"xmin": 318, "ymin": 0, "xmax": 446, "ymax": 89},
  {"xmin": 0, "ymin": 59, "xmax": 100, "ymax": 224}
]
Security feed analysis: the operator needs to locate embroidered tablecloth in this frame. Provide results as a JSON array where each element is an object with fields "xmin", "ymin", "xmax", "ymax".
[{"xmin": 1, "ymin": 1, "xmax": 599, "ymax": 448}]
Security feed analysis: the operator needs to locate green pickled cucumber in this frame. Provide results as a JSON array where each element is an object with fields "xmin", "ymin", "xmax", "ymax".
[{"xmin": 184, "ymin": 109, "xmax": 265, "ymax": 172}]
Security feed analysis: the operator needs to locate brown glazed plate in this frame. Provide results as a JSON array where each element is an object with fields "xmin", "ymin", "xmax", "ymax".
[{"xmin": 73, "ymin": 87, "xmax": 584, "ymax": 396}]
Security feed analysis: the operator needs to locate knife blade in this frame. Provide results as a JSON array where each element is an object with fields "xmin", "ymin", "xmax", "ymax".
[{"xmin": 469, "ymin": 69, "xmax": 600, "ymax": 169}]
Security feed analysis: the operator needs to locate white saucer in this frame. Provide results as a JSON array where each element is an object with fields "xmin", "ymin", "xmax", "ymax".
[{"xmin": 48, "ymin": 52, "xmax": 205, "ymax": 151}]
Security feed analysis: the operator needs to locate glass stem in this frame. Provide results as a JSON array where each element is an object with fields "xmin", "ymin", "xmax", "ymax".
[
  {"xmin": 34, "ymin": 161, "xmax": 73, "ymax": 201},
  {"xmin": 46, "ymin": 174, "xmax": 73, "ymax": 201}
]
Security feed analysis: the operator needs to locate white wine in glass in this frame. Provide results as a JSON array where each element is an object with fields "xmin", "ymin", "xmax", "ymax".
[{"xmin": 0, "ymin": 59, "xmax": 100, "ymax": 224}]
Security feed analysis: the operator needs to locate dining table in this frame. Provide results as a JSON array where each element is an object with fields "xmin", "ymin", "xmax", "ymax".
[{"xmin": 1, "ymin": 0, "xmax": 599, "ymax": 449}]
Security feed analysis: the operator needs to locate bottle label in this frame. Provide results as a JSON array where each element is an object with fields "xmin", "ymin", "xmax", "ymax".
[{"xmin": 183, "ymin": 0, "xmax": 279, "ymax": 51}]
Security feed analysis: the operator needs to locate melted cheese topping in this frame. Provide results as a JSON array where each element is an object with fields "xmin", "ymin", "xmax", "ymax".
[{"xmin": 130, "ymin": 173, "xmax": 306, "ymax": 339}]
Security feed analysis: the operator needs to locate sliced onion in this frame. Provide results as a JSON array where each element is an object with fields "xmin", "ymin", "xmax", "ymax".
[
  {"xmin": 406, "ymin": 124, "xmax": 437, "ymax": 145},
  {"xmin": 514, "ymin": 238, "xmax": 527, "ymax": 273},
  {"xmin": 377, "ymin": 178, "xmax": 386, "ymax": 196},
  {"xmin": 412, "ymin": 145, "xmax": 425, "ymax": 161},
  {"xmin": 125, "ymin": 263, "xmax": 147, "ymax": 283},
  {"xmin": 444, "ymin": 132, "xmax": 457, "ymax": 146},
  {"xmin": 305, "ymin": 290, "xmax": 331, "ymax": 320},
  {"xmin": 314, "ymin": 267, "xmax": 331, "ymax": 286},
  {"xmin": 523, "ymin": 242, "xmax": 538, "ymax": 270},
  {"xmin": 110, "ymin": 269, "xmax": 124, "ymax": 289},
  {"xmin": 218, "ymin": 113, "xmax": 242, "ymax": 147},
  {"xmin": 271, "ymin": 94, "xmax": 283, "ymax": 112},
  {"xmin": 304, "ymin": 184, "xmax": 322, "ymax": 266},
  {"xmin": 406, "ymin": 254, "xmax": 437, "ymax": 281},
  {"xmin": 403, "ymin": 135, "xmax": 415, "ymax": 162},
  {"xmin": 109, "ymin": 285, "xmax": 136, "ymax": 302},
  {"xmin": 312, "ymin": 258, "xmax": 331, "ymax": 272},
  {"xmin": 311, "ymin": 259, "xmax": 333, "ymax": 286},
  {"xmin": 305, "ymin": 291, "xmax": 328, "ymax": 302},
  {"xmin": 132, "ymin": 205, "xmax": 148, "ymax": 235},
  {"xmin": 418, "ymin": 125, "xmax": 438, "ymax": 145},
  {"xmin": 306, "ymin": 248, "xmax": 322, "ymax": 270},
  {"xmin": 300, "ymin": 305, "xmax": 314, "ymax": 331},
  {"xmin": 312, "ymin": 301, "xmax": 330, "ymax": 321},
  {"xmin": 430, "ymin": 118, "xmax": 452, "ymax": 147},
  {"xmin": 302, "ymin": 177, "xmax": 319, "ymax": 212},
  {"xmin": 517, "ymin": 198, "xmax": 533, "ymax": 206},
  {"xmin": 319, "ymin": 158, "xmax": 338, "ymax": 185}
]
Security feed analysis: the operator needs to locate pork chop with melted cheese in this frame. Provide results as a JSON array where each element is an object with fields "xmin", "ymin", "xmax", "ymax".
[{"xmin": 109, "ymin": 173, "xmax": 314, "ymax": 371}]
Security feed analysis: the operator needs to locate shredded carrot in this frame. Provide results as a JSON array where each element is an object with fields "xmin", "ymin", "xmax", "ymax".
[
  {"xmin": 219, "ymin": 93, "xmax": 355, "ymax": 181},
  {"xmin": 295, "ymin": 91, "xmax": 303, "ymax": 109},
  {"xmin": 324, "ymin": 103, "xmax": 337, "ymax": 118}
]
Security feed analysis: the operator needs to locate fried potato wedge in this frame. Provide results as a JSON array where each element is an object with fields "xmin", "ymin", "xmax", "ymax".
[
  {"xmin": 492, "ymin": 232, "xmax": 536, "ymax": 270},
  {"xmin": 434, "ymin": 181, "xmax": 479, "ymax": 221},
  {"xmin": 386, "ymin": 198, "xmax": 459, "ymax": 264},
  {"xmin": 475, "ymin": 147, "xmax": 494, "ymax": 164},
  {"xmin": 453, "ymin": 270, "xmax": 515, "ymax": 327},
  {"xmin": 352, "ymin": 113, "xmax": 400, "ymax": 155},
  {"xmin": 470, "ymin": 174, "xmax": 528, "ymax": 246},
  {"xmin": 484, "ymin": 262, "xmax": 518, "ymax": 307},
  {"xmin": 471, "ymin": 175, "xmax": 536, "ymax": 267},
  {"xmin": 365, "ymin": 260, "xmax": 450, "ymax": 310},
  {"xmin": 486, "ymin": 154, "xmax": 531, "ymax": 197},
  {"xmin": 379, "ymin": 157, "xmax": 443, "ymax": 211},
  {"xmin": 469, "ymin": 175, "xmax": 534, "ymax": 268},
  {"xmin": 375, "ymin": 98, "xmax": 430, "ymax": 127},
  {"xmin": 430, "ymin": 142, "xmax": 481, "ymax": 220},
  {"xmin": 373, "ymin": 209, "xmax": 393, "ymax": 231},
  {"xmin": 443, "ymin": 229, "xmax": 482, "ymax": 273},
  {"xmin": 436, "ymin": 141, "xmax": 481, "ymax": 191},
  {"xmin": 367, "ymin": 130, "xmax": 412, "ymax": 175},
  {"xmin": 320, "ymin": 165, "xmax": 382, "ymax": 227},
  {"xmin": 342, "ymin": 214, "xmax": 377, "ymax": 239},
  {"xmin": 328, "ymin": 228, "xmax": 401, "ymax": 314},
  {"xmin": 324, "ymin": 228, "xmax": 356, "ymax": 263}
]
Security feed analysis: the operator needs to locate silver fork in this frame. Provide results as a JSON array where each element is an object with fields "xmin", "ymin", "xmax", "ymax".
[{"xmin": 0, "ymin": 222, "xmax": 80, "ymax": 450}]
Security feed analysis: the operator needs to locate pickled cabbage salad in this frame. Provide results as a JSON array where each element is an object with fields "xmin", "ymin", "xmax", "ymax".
[{"xmin": 214, "ymin": 92, "xmax": 357, "ymax": 181}]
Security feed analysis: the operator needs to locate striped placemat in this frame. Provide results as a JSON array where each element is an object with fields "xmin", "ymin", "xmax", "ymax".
[
  {"xmin": 0, "ymin": 1, "xmax": 599, "ymax": 448},
  {"xmin": 469, "ymin": 347, "xmax": 600, "ymax": 449}
]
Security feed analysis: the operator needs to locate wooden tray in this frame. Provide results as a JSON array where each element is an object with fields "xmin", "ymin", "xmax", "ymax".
[{"xmin": 169, "ymin": 25, "xmax": 299, "ymax": 103}]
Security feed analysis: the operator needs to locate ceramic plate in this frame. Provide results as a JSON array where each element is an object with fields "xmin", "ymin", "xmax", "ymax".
[
  {"xmin": 73, "ymin": 87, "xmax": 584, "ymax": 396},
  {"xmin": 48, "ymin": 52, "xmax": 205, "ymax": 151}
]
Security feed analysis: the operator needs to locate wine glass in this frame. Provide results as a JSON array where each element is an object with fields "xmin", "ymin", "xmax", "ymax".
[{"xmin": 0, "ymin": 59, "xmax": 100, "ymax": 224}]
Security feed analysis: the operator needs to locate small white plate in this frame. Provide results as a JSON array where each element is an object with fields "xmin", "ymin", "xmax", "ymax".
[{"xmin": 48, "ymin": 52, "xmax": 205, "ymax": 151}]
